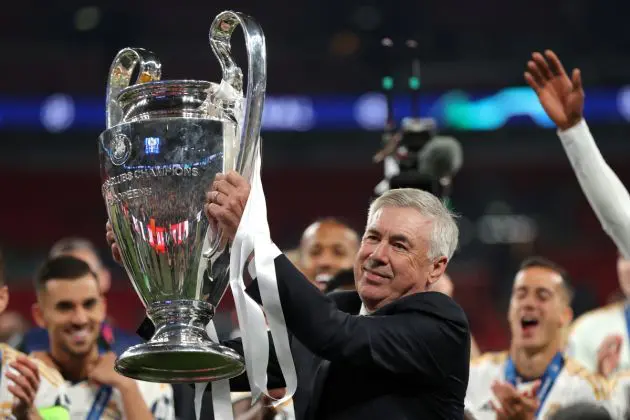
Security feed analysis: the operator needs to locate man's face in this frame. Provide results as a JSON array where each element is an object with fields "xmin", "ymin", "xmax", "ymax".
[
  {"xmin": 62, "ymin": 249, "xmax": 111, "ymax": 294},
  {"xmin": 353, "ymin": 207, "xmax": 446, "ymax": 311},
  {"xmin": 300, "ymin": 222, "xmax": 359, "ymax": 290},
  {"xmin": 508, "ymin": 267, "xmax": 572, "ymax": 352},
  {"xmin": 35, "ymin": 275, "xmax": 105, "ymax": 358}
]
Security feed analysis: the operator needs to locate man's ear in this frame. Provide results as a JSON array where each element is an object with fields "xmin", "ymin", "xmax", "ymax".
[
  {"xmin": 32, "ymin": 303, "xmax": 46, "ymax": 329},
  {"xmin": 99, "ymin": 295, "xmax": 107, "ymax": 323},
  {"xmin": 427, "ymin": 257, "xmax": 448, "ymax": 287},
  {"xmin": 561, "ymin": 305, "xmax": 574, "ymax": 329}
]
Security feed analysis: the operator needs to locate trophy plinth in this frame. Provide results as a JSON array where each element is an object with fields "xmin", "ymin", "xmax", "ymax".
[{"xmin": 115, "ymin": 300, "xmax": 243, "ymax": 383}]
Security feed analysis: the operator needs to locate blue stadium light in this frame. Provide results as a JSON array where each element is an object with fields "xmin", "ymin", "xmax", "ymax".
[{"xmin": 0, "ymin": 86, "xmax": 626, "ymax": 133}]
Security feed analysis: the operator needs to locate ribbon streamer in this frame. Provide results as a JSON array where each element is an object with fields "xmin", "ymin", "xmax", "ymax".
[{"xmin": 202, "ymin": 76, "xmax": 297, "ymax": 418}]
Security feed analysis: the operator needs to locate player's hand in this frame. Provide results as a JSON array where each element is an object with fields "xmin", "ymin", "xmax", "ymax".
[
  {"xmin": 8, "ymin": 356, "xmax": 42, "ymax": 420},
  {"xmin": 87, "ymin": 352, "xmax": 134, "ymax": 390},
  {"xmin": 597, "ymin": 334, "xmax": 623, "ymax": 377},
  {"xmin": 490, "ymin": 380, "xmax": 539, "ymax": 420},
  {"xmin": 524, "ymin": 50, "xmax": 584, "ymax": 131}
]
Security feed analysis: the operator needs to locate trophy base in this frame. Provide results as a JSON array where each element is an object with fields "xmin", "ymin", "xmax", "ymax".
[
  {"xmin": 115, "ymin": 341, "xmax": 245, "ymax": 383},
  {"xmin": 115, "ymin": 300, "xmax": 245, "ymax": 383}
]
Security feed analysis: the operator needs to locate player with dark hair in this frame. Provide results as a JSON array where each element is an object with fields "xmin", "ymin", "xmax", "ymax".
[{"xmin": 465, "ymin": 256, "xmax": 611, "ymax": 419}]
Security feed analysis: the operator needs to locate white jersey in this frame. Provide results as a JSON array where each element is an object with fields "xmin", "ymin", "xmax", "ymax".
[
  {"xmin": 62, "ymin": 379, "xmax": 174, "ymax": 419},
  {"xmin": 465, "ymin": 352, "xmax": 612, "ymax": 419},
  {"xmin": 0, "ymin": 343, "xmax": 65, "ymax": 416},
  {"xmin": 568, "ymin": 302, "xmax": 630, "ymax": 374},
  {"xmin": 557, "ymin": 119, "xmax": 630, "ymax": 259},
  {"xmin": 610, "ymin": 370, "xmax": 630, "ymax": 418}
]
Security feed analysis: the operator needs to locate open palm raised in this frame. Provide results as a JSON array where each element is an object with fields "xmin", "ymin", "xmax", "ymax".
[{"xmin": 524, "ymin": 50, "xmax": 585, "ymax": 131}]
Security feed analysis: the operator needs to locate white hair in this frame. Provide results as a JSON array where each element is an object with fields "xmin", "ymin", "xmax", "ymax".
[{"xmin": 367, "ymin": 188, "xmax": 459, "ymax": 260}]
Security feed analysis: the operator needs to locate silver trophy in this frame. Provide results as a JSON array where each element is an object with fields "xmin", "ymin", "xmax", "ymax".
[{"xmin": 99, "ymin": 11, "xmax": 265, "ymax": 383}]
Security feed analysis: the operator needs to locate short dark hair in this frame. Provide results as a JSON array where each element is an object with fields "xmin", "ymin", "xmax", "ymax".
[
  {"xmin": 35, "ymin": 256, "xmax": 97, "ymax": 292},
  {"xmin": 301, "ymin": 217, "xmax": 360, "ymax": 244},
  {"xmin": 518, "ymin": 256, "xmax": 574, "ymax": 302}
]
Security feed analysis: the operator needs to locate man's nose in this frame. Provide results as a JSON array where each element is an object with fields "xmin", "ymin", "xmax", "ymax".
[
  {"xmin": 369, "ymin": 241, "xmax": 389, "ymax": 263},
  {"xmin": 71, "ymin": 308, "xmax": 89, "ymax": 325},
  {"xmin": 520, "ymin": 294, "xmax": 537, "ymax": 309},
  {"xmin": 315, "ymin": 252, "xmax": 336, "ymax": 270}
]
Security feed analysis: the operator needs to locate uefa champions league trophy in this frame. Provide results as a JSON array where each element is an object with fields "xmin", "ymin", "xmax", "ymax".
[{"xmin": 98, "ymin": 10, "xmax": 265, "ymax": 383}]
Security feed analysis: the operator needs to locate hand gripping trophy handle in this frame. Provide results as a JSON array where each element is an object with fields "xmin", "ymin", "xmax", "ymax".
[{"xmin": 204, "ymin": 11, "xmax": 266, "ymax": 259}]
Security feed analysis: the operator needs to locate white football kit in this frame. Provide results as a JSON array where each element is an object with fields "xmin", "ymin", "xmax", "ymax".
[
  {"xmin": 609, "ymin": 370, "xmax": 630, "ymax": 418},
  {"xmin": 61, "ymin": 378, "xmax": 174, "ymax": 419},
  {"xmin": 568, "ymin": 302, "xmax": 630, "ymax": 374},
  {"xmin": 465, "ymin": 352, "xmax": 612, "ymax": 419},
  {"xmin": 558, "ymin": 118, "xmax": 630, "ymax": 377},
  {"xmin": 0, "ymin": 343, "xmax": 65, "ymax": 417}
]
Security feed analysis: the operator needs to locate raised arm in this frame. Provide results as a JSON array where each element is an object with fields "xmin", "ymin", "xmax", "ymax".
[
  {"xmin": 206, "ymin": 172, "xmax": 469, "ymax": 380},
  {"xmin": 525, "ymin": 50, "xmax": 630, "ymax": 257},
  {"xmin": 557, "ymin": 121, "xmax": 630, "ymax": 257}
]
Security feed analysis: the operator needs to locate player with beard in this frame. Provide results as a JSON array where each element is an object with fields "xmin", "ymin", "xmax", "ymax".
[
  {"xmin": 20, "ymin": 237, "xmax": 142, "ymax": 356},
  {"xmin": 0, "ymin": 248, "xmax": 66, "ymax": 419},
  {"xmin": 297, "ymin": 218, "xmax": 360, "ymax": 291},
  {"xmin": 465, "ymin": 257, "xmax": 612, "ymax": 419},
  {"xmin": 30, "ymin": 256, "xmax": 174, "ymax": 419}
]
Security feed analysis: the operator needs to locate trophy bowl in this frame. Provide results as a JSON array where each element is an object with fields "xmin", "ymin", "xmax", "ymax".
[{"xmin": 98, "ymin": 11, "xmax": 265, "ymax": 383}]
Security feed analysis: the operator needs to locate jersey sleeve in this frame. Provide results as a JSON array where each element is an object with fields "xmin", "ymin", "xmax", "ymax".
[
  {"xmin": 33, "ymin": 361, "xmax": 66, "ymax": 409},
  {"xmin": 567, "ymin": 317, "xmax": 599, "ymax": 373}
]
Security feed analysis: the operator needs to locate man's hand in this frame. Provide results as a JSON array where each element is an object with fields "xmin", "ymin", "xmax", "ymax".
[
  {"xmin": 8, "ymin": 356, "xmax": 42, "ymax": 420},
  {"xmin": 524, "ymin": 50, "xmax": 584, "ymax": 131},
  {"xmin": 106, "ymin": 170, "xmax": 251, "ymax": 262},
  {"xmin": 490, "ymin": 380, "xmax": 539, "ymax": 420},
  {"xmin": 597, "ymin": 334, "xmax": 622, "ymax": 377},
  {"xmin": 205, "ymin": 171, "xmax": 251, "ymax": 243},
  {"xmin": 87, "ymin": 352, "xmax": 134, "ymax": 390}
]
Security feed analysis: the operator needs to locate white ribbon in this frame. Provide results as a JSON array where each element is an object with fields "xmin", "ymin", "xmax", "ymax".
[
  {"xmin": 198, "ymin": 77, "xmax": 297, "ymax": 418},
  {"xmin": 194, "ymin": 319, "xmax": 233, "ymax": 420},
  {"xmin": 228, "ymin": 144, "xmax": 297, "ymax": 406}
]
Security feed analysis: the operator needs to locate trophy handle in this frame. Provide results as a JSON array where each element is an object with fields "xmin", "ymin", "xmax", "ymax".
[
  {"xmin": 209, "ymin": 11, "xmax": 266, "ymax": 182},
  {"xmin": 106, "ymin": 48, "xmax": 162, "ymax": 129}
]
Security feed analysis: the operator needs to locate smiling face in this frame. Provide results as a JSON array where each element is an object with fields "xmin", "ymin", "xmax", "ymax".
[
  {"xmin": 300, "ymin": 221, "xmax": 359, "ymax": 290},
  {"xmin": 508, "ymin": 266, "xmax": 572, "ymax": 352},
  {"xmin": 33, "ymin": 274, "xmax": 105, "ymax": 358},
  {"xmin": 353, "ymin": 207, "xmax": 447, "ymax": 311}
]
